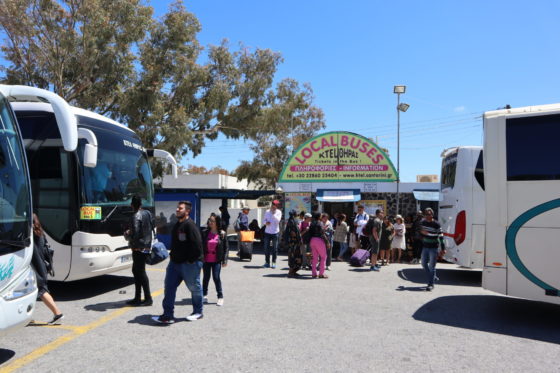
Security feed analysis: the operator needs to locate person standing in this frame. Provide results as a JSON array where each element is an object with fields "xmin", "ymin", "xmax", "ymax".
[
  {"xmin": 308, "ymin": 212, "xmax": 330, "ymax": 279},
  {"xmin": 262, "ymin": 200, "xmax": 282, "ymax": 268},
  {"xmin": 353, "ymin": 205, "xmax": 369, "ymax": 251},
  {"xmin": 392, "ymin": 215, "xmax": 406, "ymax": 263},
  {"xmin": 420, "ymin": 208, "xmax": 445, "ymax": 291},
  {"xmin": 31, "ymin": 214, "xmax": 64, "ymax": 324},
  {"xmin": 285, "ymin": 210, "xmax": 304, "ymax": 277},
  {"xmin": 125, "ymin": 195, "xmax": 154, "ymax": 306},
  {"xmin": 218, "ymin": 204, "xmax": 230, "ymax": 231},
  {"xmin": 334, "ymin": 213, "xmax": 349, "ymax": 261},
  {"xmin": 369, "ymin": 209, "xmax": 384, "ymax": 271},
  {"xmin": 320, "ymin": 213, "xmax": 334, "ymax": 269},
  {"xmin": 235, "ymin": 206, "xmax": 250, "ymax": 254},
  {"xmin": 379, "ymin": 216, "xmax": 394, "ymax": 265},
  {"xmin": 154, "ymin": 201, "xmax": 204, "ymax": 324},
  {"xmin": 201, "ymin": 215, "xmax": 228, "ymax": 307},
  {"xmin": 411, "ymin": 211, "xmax": 424, "ymax": 264}
]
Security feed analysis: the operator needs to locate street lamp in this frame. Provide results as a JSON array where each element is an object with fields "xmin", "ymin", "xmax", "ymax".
[{"xmin": 393, "ymin": 85, "xmax": 409, "ymax": 216}]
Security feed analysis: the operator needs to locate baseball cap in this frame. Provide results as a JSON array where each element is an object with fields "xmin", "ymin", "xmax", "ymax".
[
  {"xmin": 304, "ymin": 213, "xmax": 312, "ymax": 218},
  {"xmin": 272, "ymin": 200, "xmax": 280, "ymax": 206}
]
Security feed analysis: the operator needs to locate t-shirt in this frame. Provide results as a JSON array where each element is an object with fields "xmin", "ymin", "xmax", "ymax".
[
  {"xmin": 354, "ymin": 213, "xmax": 369, "ymax": 236},
  {"xmin": 263, "ymin": 209, "xmax": 282, "ymax": 234},
  {"xmin": 204, "ymin": 231, "xmax": 219, "ymax": 263},
  {"xmin": 420, "ymin": 219, "xmax": 442, "ymax": 249}
]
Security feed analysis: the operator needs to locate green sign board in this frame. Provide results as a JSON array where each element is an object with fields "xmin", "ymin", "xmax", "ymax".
[{"xmin": 279, "ymin": 131, "xmax": 397, "ymax": 182}]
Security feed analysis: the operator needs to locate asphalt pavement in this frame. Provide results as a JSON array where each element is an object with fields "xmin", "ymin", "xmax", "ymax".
[{"xmin": 1, "ymin": 251, "xmax": 560, "ymax": 373}]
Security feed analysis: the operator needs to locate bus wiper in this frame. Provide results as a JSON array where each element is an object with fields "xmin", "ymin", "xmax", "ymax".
[{"xmin": 101, "ymin": 205, "xmax": 119, "ymax": 224}]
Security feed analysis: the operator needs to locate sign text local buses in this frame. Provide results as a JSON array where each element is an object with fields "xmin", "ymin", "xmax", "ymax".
[{"xmin": 279, "ymin": 131, "xmax": 397, "ymax": 182}]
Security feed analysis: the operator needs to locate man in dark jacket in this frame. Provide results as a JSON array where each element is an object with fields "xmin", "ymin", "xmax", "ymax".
[
  {"xmin": 125, "ymin": 195, "xmax": 154, "ymax": 306},
  {"xmin": 154, "ymin": 201, "xmax": 204, "ymax": 324}
]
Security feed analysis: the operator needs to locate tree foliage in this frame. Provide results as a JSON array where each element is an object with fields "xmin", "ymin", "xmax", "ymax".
[{"xmin": 0, "ymin": 0, "xmax": 324, "ymax": 181}]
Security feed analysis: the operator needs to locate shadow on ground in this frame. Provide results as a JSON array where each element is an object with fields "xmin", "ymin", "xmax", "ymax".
[
  {"xmin": 262, "ymin": 273, "xmax": 315, "ymax": 280},
  {"xmin": 413, "ymin": 295, "xmax": 560, "ymax": 344},
  {"xmin": 49, "ymin": 275, "xmax": 135, "ymax": 301},
  {"xmin": 128, "ymin": 314, "xmax": 188, "ymax": 326},
  {"xmin": 0, "ymin": 349, "xmax": 15, "ymax": 365},
  {"xmin": 84, "ymin": 300, "xmax": 150, "ymax": 312},
  {"xmin": 398, "ymin": 268, "xmax": 481, "ymax": 287}
]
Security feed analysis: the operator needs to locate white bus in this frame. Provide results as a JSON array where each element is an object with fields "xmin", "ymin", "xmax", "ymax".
[
  {"xmin": 0, "ymin": 85, "xmax": 75, "ymax": 334},
  {"xmin": 483, "ymin": 103, "xmax": 560, "ymax": 305},
  {"xmin": 10, "ymin": 101, "xmax": 177, "ymax": 282},
  {"xmin": 439, "ymin": 146, "xmax": 485, "ymax": 268}
]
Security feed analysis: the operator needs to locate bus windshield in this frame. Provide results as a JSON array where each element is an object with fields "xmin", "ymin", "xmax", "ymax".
[
  {"xmin": 441, "ymin": 151, "xmax": 457, "ymax": 190},
  {"xmin": 0, "ymin": 96, "xmax": 31, "ymax": 243},
  {"xmin": 78, "ymin": 127, "xmax": 154, "ymax": 208}
]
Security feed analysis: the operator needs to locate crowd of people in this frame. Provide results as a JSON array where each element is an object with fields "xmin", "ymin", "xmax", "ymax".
[{"xmin": 31, "ymin": 196, "xmax": 444, "ymax": 326}]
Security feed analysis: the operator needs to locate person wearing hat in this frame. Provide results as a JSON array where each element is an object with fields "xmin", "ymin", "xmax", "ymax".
[
  {"xmin": 284, "ymin": 209, "xmax": 303, "ymax": 277},
  {"xmin": 234, "ymin": 206, "xmax": 250, "ymax": 256},
  {"xmin": 262, "ymin": 200, "xmax": 282, "ymax": 268},
  {"xmin": 391, "ymin": 215, "xmax": 406, "ymax": 263}
]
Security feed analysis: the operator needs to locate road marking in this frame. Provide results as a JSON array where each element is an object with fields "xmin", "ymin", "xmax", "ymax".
[{"xmin": 0, "ymin": 288, "xmax": 164, "ymax": 373}]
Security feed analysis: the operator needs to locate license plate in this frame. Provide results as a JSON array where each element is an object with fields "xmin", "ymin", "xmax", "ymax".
[{"xmin": 120, "ymin": 255, "xmax": 132, "ymax": 263}]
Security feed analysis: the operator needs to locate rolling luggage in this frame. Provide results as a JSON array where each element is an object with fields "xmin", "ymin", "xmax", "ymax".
[
  {"xmin": 240, "ymin": 230, "xmax": 255, "ymax": 242},
  {"xmin": 239, "ymin": 241, "xmax": 253, "ymax": 261},
  {"xmin": 350, "ymin": 249, "xmax": 369, "ymax": 267}
]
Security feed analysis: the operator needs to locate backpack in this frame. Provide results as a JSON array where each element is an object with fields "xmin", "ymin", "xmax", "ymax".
[
  {"xmin": 234, "ymin": 213, "xmax": 242, "ymax": 232},
  {"xmin": 363, "ymin": 218, "xmax": 375, "ymax": 237}
]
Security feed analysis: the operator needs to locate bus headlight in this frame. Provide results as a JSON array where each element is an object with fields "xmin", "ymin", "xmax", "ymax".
[
  {"xmin": 3, "ymin": 269, "xmax": 37, "ymax": 301},
  {"xmin": 80, "ymin": 246, "xmax": 109, "ymax": 253}
]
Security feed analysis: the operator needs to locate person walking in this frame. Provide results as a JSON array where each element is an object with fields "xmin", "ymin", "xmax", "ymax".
[
  {"xmin": 125, "ymin": 195, "xmax": 154, "ymax": 306},
  {"xmin": 353, "ymin": 205, "xmax": 369, "ymax": 251},
  {"xmin": 154, "ymin": 201, "xmax": 204, "ymax": 324},
  {"xmin": 308, "ymin": 212, "xmax": 330, "ymax": 279},
  {"xmin": 334, "ymin": 213, "xmax": 350, "ymax": 261},
  {"xmin": 235, "ymin": 206, "xmax": 250, "ymax": 254},
  {"xmin": 379, "ymin": 216, "xmax": 394, "ymax": 265},
  {"xmin": 262, "ymin": 200, "xmax": 282, "ymax": 268},
  {"xmin": 31, "ymin": 214, "xmax": 64, "ymax": 324},
  {"xmin": 284, "ymin": 210, "xmax": 304, "ymax": 277},
  {"xmin": 369, "ymin": 209, "xmax": 384, "ymax": 271},
  {"xmin": 420, "ymin": 208, "xmax": 445, "ymax": 291},
  {"xmin": 391, "ymin": 215, "xmax": 406, "ymax": 263},
  {"xmin": 201, "ymin": 215, "xmax": 228, "ymax": 307}
]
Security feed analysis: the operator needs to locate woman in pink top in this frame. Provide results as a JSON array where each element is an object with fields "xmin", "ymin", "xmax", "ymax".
[{"xmin": 201, "ymin": 215, "xmax": 228, "ymax": 306}]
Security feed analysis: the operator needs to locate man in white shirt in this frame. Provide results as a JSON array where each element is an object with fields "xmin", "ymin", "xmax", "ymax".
[
  {"xmin": 353, "ymin": 205, "xmax": 369, "ymax": 251},
  {"xmin": 262, "ymin": 200, "xmax": 282, "ymax": 268}
]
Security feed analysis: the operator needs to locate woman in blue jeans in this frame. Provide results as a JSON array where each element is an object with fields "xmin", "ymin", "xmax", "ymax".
[{"xmin": 201, "ymin": 215, "xmax": 228, "ymax": 306}]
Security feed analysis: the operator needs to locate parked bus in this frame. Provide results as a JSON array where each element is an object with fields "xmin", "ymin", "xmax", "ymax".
[
  {"xmin": 439, "ymin": 146, "xmax": 485, "ymax": 268},
  {"xmin": 10, "ymin": 101, "xmax": 177, "ymax": 282},
  {"xmin": 483, "ymin": 103, "xmax": 560, "ymax": 305},
  {"xmin": 0, "ymin": 85, "xmax": 76, "ymax": 334}
]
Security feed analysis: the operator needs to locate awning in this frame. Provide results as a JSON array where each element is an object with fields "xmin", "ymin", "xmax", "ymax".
[
  {"xmin": 316, "ymin": 189, "xmax": 361, "ymax": 202},
  {"xmin": 413, "ymin": 190, "xmax": 440, "ymax": 202}
]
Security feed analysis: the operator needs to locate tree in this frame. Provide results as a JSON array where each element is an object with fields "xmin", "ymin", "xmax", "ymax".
[
  {"xmin": 183, "ymin": 164, "xmax": 230, "ymax": 175},
  {"xmin": 234, "ymin": 79, "xmax": 325, "ymax": 189}
]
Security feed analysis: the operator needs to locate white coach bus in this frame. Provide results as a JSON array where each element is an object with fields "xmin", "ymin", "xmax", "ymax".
[
  {"xmin": 9, "ymin": 100, "xmax": 177, "ymax": 282},
  {"xmin": 0, "ymin": 85, "xmax": 75, "ymax": 334},
  {"xmin": 483, "ymin": 103, "xmax": 560, "ymax": 305},
  {"xmin": 439, "ymin": 146, "xmax": 485, "ymax": 268}
]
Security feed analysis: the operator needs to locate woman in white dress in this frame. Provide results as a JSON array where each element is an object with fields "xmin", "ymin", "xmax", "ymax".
[{"xmin": 391, "ymin": 215, "xmax": 406, "ymax": 263}]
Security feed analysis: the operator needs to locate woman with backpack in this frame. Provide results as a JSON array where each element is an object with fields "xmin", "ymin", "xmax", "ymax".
[
  {"xmin": 201, "ymin": 214, "xmax": 228, "ymax": 306},
  {"xmin": 31, "ymin": 213, "xmax": 64, "ymax": 324}
]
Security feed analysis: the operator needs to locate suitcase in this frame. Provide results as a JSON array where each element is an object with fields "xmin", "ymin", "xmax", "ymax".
[
  {"xmin": 239, "ymin": 241, "xmax": 253, "ymax": 261},
  {"xmin": 350, "ymin": 249, "xmax": 369, "ymax": 267}
]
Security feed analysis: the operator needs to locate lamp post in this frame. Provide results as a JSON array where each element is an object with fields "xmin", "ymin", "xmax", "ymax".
[{"xmin": 393, "ymin": 85, "xmax": 409, "ymax": 216}]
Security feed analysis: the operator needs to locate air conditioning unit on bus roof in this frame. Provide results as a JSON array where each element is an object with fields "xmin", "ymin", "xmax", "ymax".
[{"xmin": 417, "ymin": 175, "xmax": 439, "ymax": 183}]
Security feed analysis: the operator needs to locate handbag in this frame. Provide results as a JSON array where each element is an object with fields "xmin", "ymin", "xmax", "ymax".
[
  {"xmin": 42, "ymin": 238, "xmax": 55, "ymax": 277},
  {"xmin": 146, "ymin": 241, "xmax": 169, "ymax": 265}
]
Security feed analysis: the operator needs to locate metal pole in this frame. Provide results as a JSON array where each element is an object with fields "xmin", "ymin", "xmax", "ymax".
[{"xmin": 396, "ymin": 93, "xmax": 400, "ymax": 216}]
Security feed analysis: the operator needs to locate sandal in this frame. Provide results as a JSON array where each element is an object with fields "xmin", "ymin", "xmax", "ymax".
[
  {"xmin": 318, "ymin": 274, "xmax": 329, "ymax": 279},
  {"xmin": 312, "ymin": 275, "xmax": 318, "ymax": 278}
]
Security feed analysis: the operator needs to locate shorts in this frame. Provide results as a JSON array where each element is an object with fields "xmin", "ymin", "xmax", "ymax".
[{"xmin": 369, "ymin": 236, "xmax": 380, "ymax": 255}]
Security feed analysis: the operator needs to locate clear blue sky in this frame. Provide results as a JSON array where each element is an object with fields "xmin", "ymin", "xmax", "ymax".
[{"xmin": 156, "ymin": 0, "xmax": 560, "ymax": 181}]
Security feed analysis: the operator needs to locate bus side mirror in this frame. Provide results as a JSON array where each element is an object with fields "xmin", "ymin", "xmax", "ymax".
[{"xmin": 83, "ymin": 143, "xmax": 98, "ymax": 168}]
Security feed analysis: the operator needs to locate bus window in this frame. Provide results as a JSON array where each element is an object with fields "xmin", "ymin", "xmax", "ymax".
[
  {"xmin": 441, "ymin": 152, "xmax": 457, "ymax": 189},
  {"xmin": 507, "ymin": 114, "xmax": 560, "ymax": 181},
  {"xmin": 474, "ymin": 150, "xmax": 484, "ymax": 190}
]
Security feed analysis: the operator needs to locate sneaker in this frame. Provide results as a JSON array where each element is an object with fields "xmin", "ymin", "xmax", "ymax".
[
  {"xmin": 126, "ymin": 298, "xmax": 142, "ymax": 306},
  {"xmin": 48, "ymin": 314, "xmax": 64, "ymax": 325},
  {"xmin": 203, "ymin": 296, "xmax": 208, "ymax": 304},
  {"xmin": 271, "ymin": 263, "xmax": 276, "ymax": 269},
  {"xmin": 153, "ymin": 315, "xmax": 175, "ymax": 324},
  {"xmin": 217, "ymin": 298, "xmax": 224, "ymax": 307},
  {"xmin": 141, "ymin": 299, "xmax": 153, "ymax": 306},
  {"xmin": 370, "ymin": 266, "xmax": 380, "ymax": 272},
  {"xmin": 427, "ymin": 284, "xmax": 434, "ymax": 291},
  {"xmin": 326, "ymin": 266, "xmax": 331, "ymax": 271},
  {"xmin": 186, "ymin": 313, "xmax": 204, "ymax": 321},
  {"xmin": 263, "ymin": 263, "xmax": 270, "ymax": 268}
]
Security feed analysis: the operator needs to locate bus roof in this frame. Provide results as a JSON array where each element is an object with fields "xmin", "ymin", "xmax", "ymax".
[
  {"xmin": 484, "ymin": 103, "xmax": 560, "ymax": 120},
  {"xmin": 10, "ymin": 102, "xmax": 135, "ymax": 134},
  {"xmin": 440, "ymin": 146, "xmax": 482, "ymax": 158}
]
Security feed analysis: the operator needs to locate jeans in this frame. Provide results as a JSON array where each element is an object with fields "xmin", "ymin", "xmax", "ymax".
[
  {"xmin": 202, "ymin": 262, "xmax": 223, "ymax": 299},
  {"xmin": 421, "ymin": 247, "xmax": 438, "ymax": 286},
  {"xmin": 310, "ymin": 237, "xmax": 327, "ymax": 276},
  {"xmin": 337, "ymin": 242, "xmax": 349, "ymax": 259},
  {"xmin": 162, "ymin": 260, "xmax": 203, "ymax": 317},
  {"xmin": 263, "ymin": 233, "xmax": 279, "ymax": 264},
  {"xmin": 132, "ymin": 251, "xmax": 151, "ymax": 300}
]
